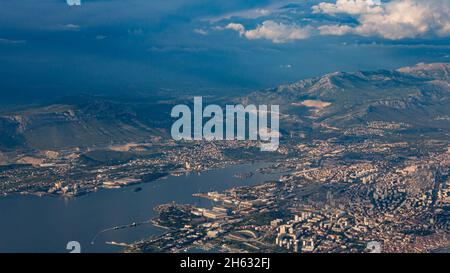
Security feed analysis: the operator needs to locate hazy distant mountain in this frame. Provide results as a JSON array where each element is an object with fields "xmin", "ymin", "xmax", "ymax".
[
  {"xmin": 242, "ymin": 63, "xmax": 450, "ymax": 131},
  {"xmin": 0, "ymin": 63, "xmax": 448, "ymax": 151},
  {"xmin": 0, "ymin": 96, "xmax": 172, "ymax": 150}
]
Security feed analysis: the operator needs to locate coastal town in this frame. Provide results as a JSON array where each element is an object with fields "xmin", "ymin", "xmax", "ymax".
[{"xmin": 122, "ymin": 136, "xmax": 449, "ymax": 253}]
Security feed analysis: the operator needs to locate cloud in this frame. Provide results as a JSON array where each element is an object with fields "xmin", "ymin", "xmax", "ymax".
[
  {"xmin": 280, "ymin": 64, "xmax": 293, "ymax": 69},
  {"xmin": 313, "ymin": 0, "xmax": 382, "ymax": 15},
  {"xmin": 214, "ymin": 0, "xmax": 450, "ymax": 43},
  {"xmin": 224, "ymin": 23, "xmax": 246, "ymax": 36},
  {"xmin": 148, "ymin": 46, "xmax": 207, "ymax": 53},
  {"xmin": 193, "ymin": 28, "xmax": 208, "ymax": 35},
  {"xmin": 66, "ymin": 0, "xmax": 81, "ymax": 7},
  {"xmin": 225, "ymin": 20, "xmax": 311, "ymax": 43},
  {"xmin": 0, "ymin": 38, "xmax": 26, "ymax": 45},
  {"xmin": 62, "ymin": 24, "xmax": 80, "ymax": 30},
  {"xmin": 95, "ymin": 35, "xmax": 108, "ymax": 40},
  {"xmin": 314, "ymin": 0, "xmax": 450, "ymax": 40},
  {"xmin": 355, "ymin": 0, "xmax": 450, "ymax": 39},
  {"xmin": 205, "ymin": 7, "xmax": 273, "ymax": 23},
  {"xmin": 318, "ymin": 25, "xmax": 353, "ymax": 36}
]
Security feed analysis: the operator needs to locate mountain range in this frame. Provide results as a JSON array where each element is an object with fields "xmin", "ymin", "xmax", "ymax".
[
  {"xmin": 0, "ymin": 63, "xmax": 448, "ymax": 151},
  {"xmin": 241, "ymin": 62, "xmax": 450, "ymax": 131}
]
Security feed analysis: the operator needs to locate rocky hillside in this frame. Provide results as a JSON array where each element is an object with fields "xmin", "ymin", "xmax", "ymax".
[
  {"xmin": 242, "ymin": 63, "xmax": 450, "ymax": 130},
  {"xmin": 0, "ymin": 97, "xmax": 172, "ymax": 150}
]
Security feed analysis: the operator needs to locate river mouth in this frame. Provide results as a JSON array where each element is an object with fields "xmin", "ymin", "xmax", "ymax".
[{"xmin": 0, "ymin": 162, "xmax": 280, "ymax": 253}]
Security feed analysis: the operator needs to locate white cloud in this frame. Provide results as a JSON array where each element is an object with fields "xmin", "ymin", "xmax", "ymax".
[
  {"xmin": 63, "ymin": 24, "xmax": 80, "ymax": 30},
  {"xmin": 220, "ymin": 0, "xmax": 450, "ymax": 42},
  {"xmin": 280, "ymin": 64, "xmax": 293, "ymax": 69},
  {"xmin": 194, "ymin": 28, "xmax": 208, "ymax": 35},
  {"xmin": 225, "ymin": 20, "xmax": 311, "ymax": 43},
  {"xmin": 206, "ymin": 7, "xmax": 274, "ymax": 23},
  {"xmin": 66, "ymin": 0, "xmax": 81, "ymax": 6},
  {"xmin": 313, "ymin": 0, "xmax": 382, "ymax": 15},
  {"xmin": 95, "ymin": 35, "xmax": 108, "ymax": 40},
  {"xmin": 355, "ymin": 0, "xmax": 450, "ymax": 39},
  {"xmin": 314, "ymin": 0, "xmax": 450, "ymax": 40},
  {"xmin": 0, "ymin": 38, "xmax": 26, "ymax": 45},
  {"xmin": 318, "ymin": 25, "xmax": 353, "ymax": 36},
  {"xmin": 225, "ymin": 23, "xmax": 246, "ymax": 36}
]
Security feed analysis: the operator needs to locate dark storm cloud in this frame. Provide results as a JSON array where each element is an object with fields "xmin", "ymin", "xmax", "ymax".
[
  {"xmin": 0, "ymin": 0, "xmax": 449, "ymax": 105},
  {"xmin": 0, "ymin": 0, "xmax": 278, "ymax": 30}
]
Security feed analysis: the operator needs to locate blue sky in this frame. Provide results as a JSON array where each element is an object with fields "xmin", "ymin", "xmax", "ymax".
[{"xmin": 0, "ymin": 0, "xmax": 449, "ymax": 103}]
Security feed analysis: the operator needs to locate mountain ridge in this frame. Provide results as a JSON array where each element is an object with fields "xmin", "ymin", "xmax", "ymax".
[
  {"xmin": 0, "ymin": 63, "xmax": 449, "ymax": 151},
  {"xmin": 240, "ymin": 62, "xmax": 450, "ymax": 132}
]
